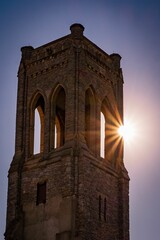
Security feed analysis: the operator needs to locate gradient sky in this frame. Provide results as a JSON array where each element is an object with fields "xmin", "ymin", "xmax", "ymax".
[{"xmin": 1, "ymin": 0, "xmax": 160, "ymax": 239}]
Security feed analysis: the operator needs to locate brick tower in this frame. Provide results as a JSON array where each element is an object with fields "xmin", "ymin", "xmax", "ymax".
[{"xmin": 5, "ymin": 24, "xmax": 129, "ymax": 240}]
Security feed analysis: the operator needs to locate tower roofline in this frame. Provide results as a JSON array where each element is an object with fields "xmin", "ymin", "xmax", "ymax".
[{"xmin": 21, "ymin": 23, "xmax": 121, "ymax": 63}]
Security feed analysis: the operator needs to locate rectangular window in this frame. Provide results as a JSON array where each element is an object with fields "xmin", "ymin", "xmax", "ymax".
[{"xmin": 36, "ymin": 182, "xmax": 46, "ymax": 205}]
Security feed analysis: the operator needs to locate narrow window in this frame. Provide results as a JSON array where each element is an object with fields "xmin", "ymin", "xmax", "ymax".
[
  {"xmin": 99, "ymin": 195, "xmax": 101, "ymax": 220},
  {"xmin": 104, "ymin": 197, "xmax": 107, "ymax": 222},
  {"xmin": 54, "ymin": 122, "xmax": 58, "ymax": 148},
  {"xmin": 34, "ymin": 109, "xmax": 41, "ymax": 154},
  {"xmin": 100, "ymin": 112, "xmax": 105, "ymax": 158},
  {"xmin": 54, "ymin": 116, "xmax": 62, "ymax": 148},
  {"xmin": 36, "ymin": 182, "xmax": 46, "ymax": 205}
]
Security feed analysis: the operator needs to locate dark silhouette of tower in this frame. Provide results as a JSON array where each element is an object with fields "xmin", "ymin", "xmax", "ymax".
[{"xmin": 5, "ymin": 24, "xmax": 129, "ymax": 240}]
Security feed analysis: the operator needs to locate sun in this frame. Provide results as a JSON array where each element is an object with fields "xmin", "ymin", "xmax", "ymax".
[{"xmin": 118, "ymin": 119, "xmax": 136, "ymax": 143}]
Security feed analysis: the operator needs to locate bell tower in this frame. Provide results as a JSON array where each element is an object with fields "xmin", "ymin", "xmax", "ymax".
[{"xmin": 5, "ymin": 24, "xmax": 129, "ymax": 240}]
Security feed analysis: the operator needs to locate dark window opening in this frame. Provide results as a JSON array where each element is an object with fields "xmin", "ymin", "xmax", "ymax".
[
  {"xmin": 104, "ymin": 197, "xmax": 107, "ymax": 222},
  {"xmin": 99, "ymin": 195, "xmax": 101, "ymax": 220},
  {"xmin": 36, "ymin": 182, "xmax": 46, "ymax": 205}
]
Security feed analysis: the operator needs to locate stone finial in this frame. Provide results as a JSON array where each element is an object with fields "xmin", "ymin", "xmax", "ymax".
[
  {"xmin": 110, "ymin": 53, "xmax": 122, "ymax": 69},
  {"xmin": 70, "ymin": 23, "xmax": 85, "ymax": 37},
  {"xmin": 21, "ymin": 46, "xmax": 34, "ymax": 60}
]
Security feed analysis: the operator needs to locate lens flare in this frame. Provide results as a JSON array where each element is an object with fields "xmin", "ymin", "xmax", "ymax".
[{"xmin": 118, "ymin": 120, "xmax": 136, "ymax": 143}]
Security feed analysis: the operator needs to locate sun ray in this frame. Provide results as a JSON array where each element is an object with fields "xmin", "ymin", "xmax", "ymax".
[{"xmin": 118, "ymin": 119, "xmax": 136, "ymax": 143}]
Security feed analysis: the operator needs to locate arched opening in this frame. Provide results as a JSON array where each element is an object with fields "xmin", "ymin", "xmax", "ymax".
[
  {"xmin": 29, "ymin": 93, "xmax": 45, "ymax": 156},
  {"xmin": 53, "ymin": 87, "xmax": 65, "ymax": 149},
  {"xmin": 33, "ymin": 96, "xmax": 45, "ymax": 154},
  {"xmin": 85, "ymin": 88, "xmax": 95, "ymax": 152}
]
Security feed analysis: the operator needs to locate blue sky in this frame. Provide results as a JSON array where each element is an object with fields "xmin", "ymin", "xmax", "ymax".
[{"xmin": 1, "ymin": 0, "xmax": 160, "ymax": 239}]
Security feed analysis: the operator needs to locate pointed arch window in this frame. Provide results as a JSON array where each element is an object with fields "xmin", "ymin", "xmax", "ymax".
[
  {"xmin": 85, "ymin": 88, "xmax": 95, "ymax": 153},
  {"xmin": 31, "ymin": 95, "xmax": 45, "ymax": 155},
  {"xmin": 52, "ymin": 87, "xmax": 66, "ymax": 149}
]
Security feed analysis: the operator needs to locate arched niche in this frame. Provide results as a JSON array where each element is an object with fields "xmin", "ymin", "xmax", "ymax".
[{"xmin": 30, "ymin": 92, "xmax": 45, "ymax": 155}]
